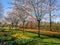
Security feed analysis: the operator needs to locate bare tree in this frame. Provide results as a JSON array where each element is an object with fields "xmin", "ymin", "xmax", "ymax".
[
  {"xmin": 6, "ymin": 9, "xmax": 19, "ymax": 29},
  {"xmin": 12, "ymin": 1, "xmax": 30, "ymax": 33},
  {"xmin": 26, "ymin": 0, "xmax": 47, "ymax": 37},
  {"xmin": 46, "ymin": 0, "xmax": 56, "ymax": 31}
]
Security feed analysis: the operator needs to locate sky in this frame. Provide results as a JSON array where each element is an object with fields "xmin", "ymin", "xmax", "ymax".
[
  {"xmin": 0, "ymin": 0, "xmax": 60, "ymax": 22},
  {"xmin": 1, "ymin": 0, "xmax": 12, "ymax": 10},
  {"xmin": 0, "ymin": 0, "xmax": 13, "ymax": 17}
]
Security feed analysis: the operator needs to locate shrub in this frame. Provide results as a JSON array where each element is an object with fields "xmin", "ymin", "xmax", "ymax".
[
  {"xmin": 0, "ymin": 35, "xmax": 14, "ymax": 41},
  {"xmin": 13, "ymin": 38, "xmax": 31, "ymax": 45}
]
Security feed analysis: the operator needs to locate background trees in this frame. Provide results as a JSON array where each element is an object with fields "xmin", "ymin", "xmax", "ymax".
[
  {"xmin": 5, "ymin": 9, "xmax": 19, "ymax": 29},
  {"xmin": 0, "ymin": 2, "xmax": 4, "ymax": 28},
  {"xmin": 9, "ymin": 0, "xmax": 59, "ymax": 37},
  {"xmin": 0, "ymin": 0, "xmax": 59, "ymax": 37},
  {"xmin": 46, "ymin": 0, "xmax": 56, "ymax": 31},
  {"xmin": 12, "ymin": 0, "xmax": 32, "ymax": 33}
]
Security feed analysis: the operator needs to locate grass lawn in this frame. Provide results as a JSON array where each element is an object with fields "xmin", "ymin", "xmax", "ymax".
[{"xmin": 0, "ymin": 29, "xmax": 60, "ymax": 45}]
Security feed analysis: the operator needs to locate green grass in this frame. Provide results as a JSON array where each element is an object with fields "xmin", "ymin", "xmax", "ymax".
[
  {"xmin": 23, "ymin": 31, "xmax": 60, "ymax": 44},
  {"xmin": 0, "ymin": 29, "xmax": 60, "ymax": 45}
]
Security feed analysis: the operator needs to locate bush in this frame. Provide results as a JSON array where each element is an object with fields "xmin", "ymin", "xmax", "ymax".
[
  {"xmin": 13, "ymin": 38, "xmax": 31, "ymax": 45},
  {"xmin": 0, "ymin": 35, "xmax": 14, "ymax": 41}
]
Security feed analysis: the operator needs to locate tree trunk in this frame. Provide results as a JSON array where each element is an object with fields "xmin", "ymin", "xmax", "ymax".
[
  {"xmin": 23, "ymin": 21, "xmax": 25, "ymax": 34},
  {"xmin": 49, "ymin": 6, "xmax": 52, "ymax": 31},
  {"xmin": 50, "ymin": 12, "xmax": 52, "ymax": 31},
  {"xmin": 11, "ymin": 22, "xmax": 13, "ymax": 29},
  {"xmin": 37, "ymin": 20, "xmax": 40, "ymax": 37},
  {"xmin": 30, "ymin": 22, "xmax": 33, "ymax": 29},
  {"xmin": 49, "ymin": 0, "xmax": 53, "ymax": 31},
  {"xmin": 15, "ymin": 21, "xmax": 19, "ymax": 29}
]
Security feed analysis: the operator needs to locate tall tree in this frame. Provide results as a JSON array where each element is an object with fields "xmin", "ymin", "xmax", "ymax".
[
  {"xmin": 25, "ymin": 0, "xmax": 47, "ymax": 37},
  {"xmin": 47, "ymin": 0, "xmax": 56, "ymax": 31},
  {"xmin": 12, "ymin": 1, "xmax": 30, "ymax": 33}
]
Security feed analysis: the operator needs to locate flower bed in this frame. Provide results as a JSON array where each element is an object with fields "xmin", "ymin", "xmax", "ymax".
[{"xmin": 11, "ymin": 33, "xmax": 31, "ymax": 40}]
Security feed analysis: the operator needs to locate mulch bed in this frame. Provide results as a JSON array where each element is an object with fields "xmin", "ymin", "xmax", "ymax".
[{"xmin": 0, "ymin": 32, "xmax": 7, "ymax": 36}]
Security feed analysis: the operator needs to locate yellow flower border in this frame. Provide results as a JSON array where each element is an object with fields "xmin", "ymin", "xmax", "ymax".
[{"xmin": 11, "ymin": 33, "xmax": 31, "ymax": 40}]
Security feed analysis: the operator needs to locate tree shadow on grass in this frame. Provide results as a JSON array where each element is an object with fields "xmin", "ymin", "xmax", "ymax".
[{"xmin": 31, "ymin": 35, "xmax": 49, "ymax": 39}]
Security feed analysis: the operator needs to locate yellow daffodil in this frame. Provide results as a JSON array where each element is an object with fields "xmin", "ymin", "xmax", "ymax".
[{"xmin": 11, "ymin": 33, "xmax": 30, "ymax": 39}]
